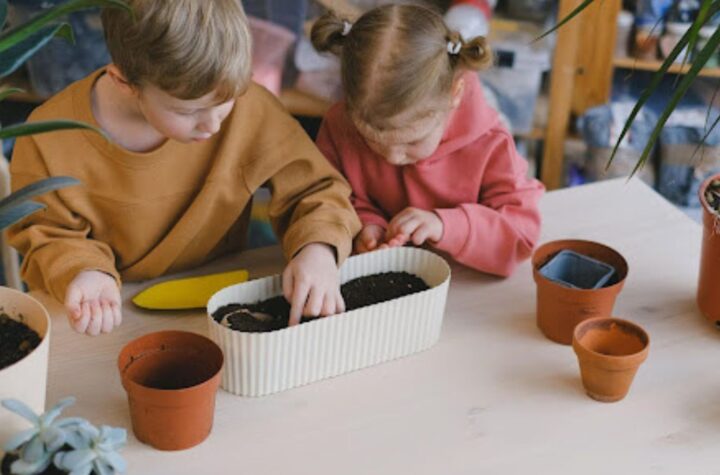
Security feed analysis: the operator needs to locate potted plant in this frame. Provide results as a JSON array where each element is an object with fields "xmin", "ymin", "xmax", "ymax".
[
  {"xmin": 117, "ymin": 331, "xmax": 224, "ymax": 451},
  {"xmin": 533, "ymin": 240, "xmax": 629, "ymax": 345},
  {"xmin": 0, "ymin": 0, "xmax": 130, "ymax": 447},
  {"xmin": 1, "ymin": 397, "xmax": 127, "ymax": 475},
  {"xmin": 698, "ymin": 174, "xmax": 720, "ymax": 325}
]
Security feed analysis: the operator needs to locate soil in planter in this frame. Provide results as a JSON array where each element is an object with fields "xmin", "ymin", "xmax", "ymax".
[
  {"xmin": 0, "ymin": 313, "xmax": 41, "ymax": 370},
  {"xmin": 2, "ymin": 453, "xmax": 67, "ymax": 475},
  {"xmin": 213, "ymin": 272, "xmax": 430, "ymax": 333},
  {"xmin": 706, "ymin": 179, "xmax": 720, "ymax": 214}
]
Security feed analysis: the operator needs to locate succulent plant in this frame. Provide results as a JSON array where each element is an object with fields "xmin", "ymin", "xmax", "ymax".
[
  {"xmin": 2, "ymin": 397, "xmax": 127, "ymax": 475},
  {"xmin": 53, "ymin": 424, "xmax": 127, "ymax": 475}
]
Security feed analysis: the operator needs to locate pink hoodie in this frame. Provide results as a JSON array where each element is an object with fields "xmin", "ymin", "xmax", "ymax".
[{"xmin": 316, "ymin": 74, "xmax": 544, "ymax": 277}]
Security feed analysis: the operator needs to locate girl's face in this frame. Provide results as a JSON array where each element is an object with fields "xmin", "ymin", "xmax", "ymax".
[
  {"xmin": 354, "ymin": 108, "xmax": 451, "ymax": 166},
  {"xmin": 352, "ymin": 79, "xmax": 464, "ymax": 166}
]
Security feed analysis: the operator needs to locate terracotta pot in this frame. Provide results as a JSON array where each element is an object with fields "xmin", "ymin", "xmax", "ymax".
[
  {"xmin": 533, "ymin": 240, "xmax": 628, "ymax": 345},
  {"xmin": 572, "ymin": 317, "xmax": 649, "ymax": 402},
  {"xmin": 118, "ymin": 331, "xmax": 223, "ymax": 451},
  {"xmin": 0, "ymin": 288, "xmax": 50, "ymax": 449},
  {"xmin": 698, "ymin": 174, "xmax": 720, "ymax": 325}
]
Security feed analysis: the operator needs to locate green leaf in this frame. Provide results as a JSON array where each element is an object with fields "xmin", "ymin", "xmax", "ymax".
[
  {"xmin": 0, "ymin": 0, "xmax": 130, "ymax": 54},
  {"xmin": 0, "ymin": 22, "xmax": 74, "ymax": 77},
  {"xmin": 606, "ymin": 4, "xmax": 720, "ymax": 171},
  {"xmin": 0, "ymin": 1, "xmax": 7, "ymax": 30},
  {"xmin": 0, "ymin": 119, "xmax": 106, "ymax": 140},
  {"xmin": 630, "ymin": 23, "xmax": 720, "ymax": 175},
  {"xmin": 0, "ymin": 201, "xmax": 45, "ymax": 229},
  {"xmin": 536, "ymin": 0, "xmax": 595, "ymax": 41},
  {"xmin": 0, "ymin": 87, "xmax": 24, "ymax": 102},
  {"xmin": 0, "ymin": 176, "xmax": 80, "ymax": 220}
]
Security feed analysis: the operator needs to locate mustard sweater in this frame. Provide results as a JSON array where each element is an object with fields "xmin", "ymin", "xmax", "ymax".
[{"xmin": 9, "ymin": 70, "xmax": 360, "ymax": 302}]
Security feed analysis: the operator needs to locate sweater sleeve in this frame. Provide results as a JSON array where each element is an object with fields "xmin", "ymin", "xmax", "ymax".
[
  {"xmin": 247, "ymin": 116, "xmax": 361, "ymax": 265},
  {"xmin": 316, "ymin": 116, "xmax": 388, "ymax": 229},
  {"xmin": 432, "ymin": 132, "xmax": 544, "ymax": 277},
  {"xmin": 7, "ymin": 136, "xmax": 120, "ymax": 302}
]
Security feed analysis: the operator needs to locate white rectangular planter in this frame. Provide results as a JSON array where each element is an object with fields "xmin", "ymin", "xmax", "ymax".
[
  {"xmin": 207, "ymin": 248, "xmax": 451, "ymax": 397},
  {"xmin": 0, "ymin": 288, "xmax": 50, "ymax": 448}
]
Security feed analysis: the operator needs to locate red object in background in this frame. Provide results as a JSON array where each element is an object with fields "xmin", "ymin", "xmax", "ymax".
[{"xmin": 450, "ymin": 0, "xmax": 493, "ymax": 20}]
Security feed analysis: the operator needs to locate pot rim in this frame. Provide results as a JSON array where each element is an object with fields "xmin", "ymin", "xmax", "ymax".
[
  {"xmin": 0, "ymin": 287, "xmax": 51, "ymax": 372},
  {"xmin": 699, "ymin": 172, "xmax": 720, "ymax": 216},
  {"xmin": 118, "ymin": 330, "xmax": 224, "ymax": 399},
  {"xmin": 532, "ymin": 239, "xmax": 629, "ymax": 292},
  {"xmin": 572, "ymin": 317, "xmax": 650, "ymax": 368}
]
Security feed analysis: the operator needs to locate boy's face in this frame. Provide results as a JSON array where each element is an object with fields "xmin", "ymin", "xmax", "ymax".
[{"xmin": 136, "ymin": 84, "xmax": 235, "ymax": 143}]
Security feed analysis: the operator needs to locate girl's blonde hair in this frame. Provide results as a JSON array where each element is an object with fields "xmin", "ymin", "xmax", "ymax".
[
  {"xmin": 102, "ymin": 0, "xmax": 252, "ymax": 101},
  {"xmin": 311, "ymin": 4, "xmax": 492, "ymax": 129}
]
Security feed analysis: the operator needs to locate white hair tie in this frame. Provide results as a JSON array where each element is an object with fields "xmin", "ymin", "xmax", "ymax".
[
  {"xmin": 447, "ymin": 40, "xmax": 462, "ymax": 55},
  {"xmin": 342, "ymin": 20, "xmax": 353, "ymax": 36}
]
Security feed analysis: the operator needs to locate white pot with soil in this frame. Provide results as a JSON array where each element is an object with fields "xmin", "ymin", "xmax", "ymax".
[{"xmin": 0, "ymin": 287, "xmax": 50, "ymax": 449}]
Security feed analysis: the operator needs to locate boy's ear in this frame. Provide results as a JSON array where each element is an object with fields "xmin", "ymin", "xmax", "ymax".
[
  {"xmin": 106, "ymin": 64, "xmax": 138, "ymax": 97},
  {"xmin": 451, "ymin": 77, "xmax": 465, "ymax": 109}
]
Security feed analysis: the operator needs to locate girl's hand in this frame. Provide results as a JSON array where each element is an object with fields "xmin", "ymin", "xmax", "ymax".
[
  {"xmin": 283, "ymin": 243, "xmax": 345, "ymax": 326},
  {"xmin": 354, "ymin": 224, "xmax": 386, "ymax": 253},
  {"xmin": 65, "ymin": 270, "xmax": 122, "ymax": 336},
  {"xmin": 386, "ymin": 207, "xmax": 444, "ymax": 247}
]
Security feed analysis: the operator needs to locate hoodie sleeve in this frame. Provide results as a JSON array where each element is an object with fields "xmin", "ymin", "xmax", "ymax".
[
  {"xmin": 431, "ymin": 131, "xmax": 544, "ymax": 277},
  {"xmin": 316, "ymin": 114, "xmax": 389, "ymax": 229}
]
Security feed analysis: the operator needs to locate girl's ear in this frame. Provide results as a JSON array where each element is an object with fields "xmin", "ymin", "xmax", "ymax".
[
  {"xmin": 106, "ymin": 64, "xmax": 139, "ymax": 98},
  {"xmin": 451, "ymin": 77, "xmax": 465, "ymax": 109}
]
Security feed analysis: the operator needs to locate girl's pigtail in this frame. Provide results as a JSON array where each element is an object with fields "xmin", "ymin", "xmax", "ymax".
[{"xmin": 311, "ymin": 10, "xmax": 353, "ymax": 56}]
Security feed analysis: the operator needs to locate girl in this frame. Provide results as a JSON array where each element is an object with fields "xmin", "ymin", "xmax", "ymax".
[{"xmin": 312, "ymin": 4, "xmax": 544, "ymax": 277}]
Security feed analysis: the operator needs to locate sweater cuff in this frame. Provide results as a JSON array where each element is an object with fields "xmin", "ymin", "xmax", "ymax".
[
  {"xmin": 433, "ymin": 208, "xmax": 470, "ymax": 257},
  {"xmin": 283, "ymin": 220, "xmax": 354, "ymax": 265},
  {"xmin": 46, "ymin": 254, "xmax": 121, "ymax": 303}
]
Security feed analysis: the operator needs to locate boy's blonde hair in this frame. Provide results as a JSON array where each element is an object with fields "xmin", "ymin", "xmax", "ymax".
[
  {"xmin": 311, "ymin": 4, "xmax": 492, "ymax": 129},
  {"xmin": 102, "ymin": 0, "xmax": 252, "ymax": 101}
]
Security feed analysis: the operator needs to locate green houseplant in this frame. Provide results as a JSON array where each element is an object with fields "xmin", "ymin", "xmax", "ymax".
[{"xmin": 0, "ymin": 0, "xmax": 129, "ymax": 452}]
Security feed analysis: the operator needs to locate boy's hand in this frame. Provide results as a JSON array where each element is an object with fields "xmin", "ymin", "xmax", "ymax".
[
  {"xmin": 354, "ymin": 224, "xmax": 386, "ymax": 254},
  {"xmin": 65, "ymin": 270, "xmax": 122, "ymax": 336},
  {"xmin": 282, "ymin": 243, "xmax": 344, "ymax": 326},
  {"xmin": 386, "ymin": 207, "xmax": 444, "ymax": 247}
]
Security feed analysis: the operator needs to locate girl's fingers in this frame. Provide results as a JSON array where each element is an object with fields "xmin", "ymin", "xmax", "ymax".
[
  {"xmin": 282, "ymin": 269, "xmax": 294, "ymax": 303},
  {"xmin": 320, "ymin": 294, "xmax": 336, "ymax": 317},
  {"xmin": 411, "ymin": 226, "xmax": 431, "ymax": 246},
  {"xmin": 335, "ymin": 290, "xmax": 346, "ymax": 314}
]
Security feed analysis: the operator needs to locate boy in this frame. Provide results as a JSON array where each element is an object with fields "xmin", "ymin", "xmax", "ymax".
[{"xmin": 9, "ymin": 0, "xmax": 361, "ymax": 335}]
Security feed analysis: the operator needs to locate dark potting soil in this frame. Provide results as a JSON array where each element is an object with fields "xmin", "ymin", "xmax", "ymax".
[
  {"xmin": 2, "ymin": 453, "xmax": 67, "ymax": 475},
  {"xmin": 706, "ymin": 179, "xmax": 720, "ymax": 214},
  {"xmin": 212, "ymin": 272, "xmax": 430, "ymax": 333},
  {"xmin": 0, "ymin": 313, "xmax": 41, "ymax": 371}
]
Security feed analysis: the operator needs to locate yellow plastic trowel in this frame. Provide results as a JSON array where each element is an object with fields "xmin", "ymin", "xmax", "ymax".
[{"xmin": 132, "ymin": 269, "xmax": 249, "ymax": 310}]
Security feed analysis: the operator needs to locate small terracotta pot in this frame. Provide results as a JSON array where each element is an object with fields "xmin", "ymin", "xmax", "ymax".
[
  {"xmin": 118, "ymin": 331, "xmax": 223, "ymax": 451},
  {"xmin": 572, "ymin": 317, "xmax": 649, "ymax": 402},
  {"xmin": 698, "ymin": 174, "xmax": 720, "ymax": 325},
  {"xmin": 533, "ymin": 240, "xmax": 628, "ymax": 345}
]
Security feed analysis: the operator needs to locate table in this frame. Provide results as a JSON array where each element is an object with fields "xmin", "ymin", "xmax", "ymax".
[{"xmin": 34, "ymin": 178, "xmax": 714, "ymax": 474}]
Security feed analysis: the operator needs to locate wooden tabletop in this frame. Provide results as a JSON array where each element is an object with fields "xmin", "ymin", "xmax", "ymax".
[{"xmin": 32, "ymin": 178, "xmax": 712, "ymax": 474}]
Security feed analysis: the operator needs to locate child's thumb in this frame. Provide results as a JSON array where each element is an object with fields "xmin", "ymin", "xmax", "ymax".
[{"xmin": 65, "ymin": 287, "xmax": 83, "ymax": 319}]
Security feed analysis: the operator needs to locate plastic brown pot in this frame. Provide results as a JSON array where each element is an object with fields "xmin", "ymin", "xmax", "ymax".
[
  {"xmin": 533, "ymin": 240, "xmax": 628, "ymax": 345},
  {"xmin": 572, "ymin": 317, "xmax": 649, "ymax": 402},
  {"xmin": 698, "ymin": 174, "xmax": 720, "ymax": 326},
  {"xmin": 118, "ymin": 331, "xmax": 223, "ymax": 451}
]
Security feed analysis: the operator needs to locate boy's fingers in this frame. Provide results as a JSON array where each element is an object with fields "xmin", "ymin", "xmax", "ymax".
[
  {"xmin": 282, "ymin": 270, "xmax": 293, "ymax": 303},
  {"xmin": 110, "ymin": 302, "xmax": 122, "ymax": 327},
  {"xmin": 304, "ymin": 287, "xmax": 323, "ymax": 317},
  {"xmin": 320, "ymin": 294, "xmax": 335, "ymax": 317},
  {"xmin": 335, "ymin": 290, "xmax": 346, "ymax": 314},
  {"xmin": 289, "ymin": 282, "xmax": 309, "ymax": 326},
  {"xmin": 87, "ymin": 301, "xmax": 102, "ymax": 336},
  {"xmin": 74, "ymin": 302, "xmax": 93, "ymax": 334},
  {"xmin": 65, "ymin": 286, "xmax": 83, "ymax": 320},
  {"xmin": 100, "ymin": 302, "xmax": 114, "ymax": 334}
]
